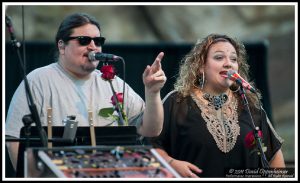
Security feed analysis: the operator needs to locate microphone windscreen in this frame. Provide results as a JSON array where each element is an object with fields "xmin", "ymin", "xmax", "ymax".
[
  {"xmin": 88, "ymin": 51, "xmax": 96, "ymax": 61},
  {"xmin": 227, "ymin": 70, "xmax": 237, "ymax": 78}
]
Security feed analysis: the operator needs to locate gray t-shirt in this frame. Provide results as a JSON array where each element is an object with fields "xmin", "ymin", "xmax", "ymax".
[{"xmin": 5, "ymin": 63, "xmax": 145, "ymax": 138}]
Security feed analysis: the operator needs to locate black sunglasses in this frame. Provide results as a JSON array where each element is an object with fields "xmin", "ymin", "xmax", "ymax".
[{"xmin": 65, "ymin": 36, "xmax": 106, "ymax": 47}]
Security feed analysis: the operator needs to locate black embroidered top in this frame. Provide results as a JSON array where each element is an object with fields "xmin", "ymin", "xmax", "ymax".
[{"xmin": 150, "ymin": 91, "xmax": 283, "ymax": 177}]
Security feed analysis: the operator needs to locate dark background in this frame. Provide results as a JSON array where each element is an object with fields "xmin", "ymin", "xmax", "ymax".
[{"xmin": 5, "ymin": 42, "xmax": 272, "ymax": 120}]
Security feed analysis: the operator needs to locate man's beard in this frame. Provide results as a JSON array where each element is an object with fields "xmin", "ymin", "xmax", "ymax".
[{"xmin": 81, "ymin": 63, "xmax": 97, "ymax": 73}]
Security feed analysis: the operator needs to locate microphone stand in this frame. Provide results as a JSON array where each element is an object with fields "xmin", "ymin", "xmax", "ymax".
[
  {"xmin": 120, "ymin": 57, "xmax": 126, "ymax": 111},
  {"xmin": 103, "ymin": 56, "xmax": 127, "ymax": 126},
  {"xmin": 108, "ymin": 80, "xmax": 126, "ymax": 126},
  {"xmin": 5, "ymin": 15, "xmax": 48, "ymax": 148},
  {"xmin": 237, "ymin": 84, "xmax": 270, "ymax": 168}
]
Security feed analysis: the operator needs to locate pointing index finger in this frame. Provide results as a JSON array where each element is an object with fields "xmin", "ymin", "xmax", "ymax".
[{"xmin": 151, "ymin": 52, "xmax": 164, "ymax": 70}]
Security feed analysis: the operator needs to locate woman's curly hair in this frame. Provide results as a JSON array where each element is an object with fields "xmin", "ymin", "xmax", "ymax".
[{"xmin": 174, "ymin": 33, "xmax": 262, "ymax": 109}]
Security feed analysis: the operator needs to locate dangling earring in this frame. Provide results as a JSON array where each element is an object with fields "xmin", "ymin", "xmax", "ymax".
[{"xmin": 199, "ymin": 72, "xmax": 205, "ymax": 90}]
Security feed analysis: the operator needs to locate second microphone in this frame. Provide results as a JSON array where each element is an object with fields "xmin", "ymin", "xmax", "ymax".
[{"xmin": 88, "ymin": 51, "xmax": 120, "ymax": 62}]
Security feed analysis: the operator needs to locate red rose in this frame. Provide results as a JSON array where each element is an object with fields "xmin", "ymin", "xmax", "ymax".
[
  {"xmin": 111, "ymin": 93, "xmax": 124, "ymax": 106},
  {"xmin": 244, "ymin": 130, "xmax": 263, "ymax": 149},
  {"xmin": 100, "ymin": 65, "xmax": 116, "ymax": 80}
]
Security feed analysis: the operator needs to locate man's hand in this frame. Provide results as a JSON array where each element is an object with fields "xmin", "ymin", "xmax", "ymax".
[{"xmin": 143, "ymin": 52, "xmax": 167, "ymax": 94}]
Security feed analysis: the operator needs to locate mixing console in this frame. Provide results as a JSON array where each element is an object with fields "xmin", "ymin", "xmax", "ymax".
[{"xmin": 34, "ymin": 146, "xmax": 180, "ymax": 178}]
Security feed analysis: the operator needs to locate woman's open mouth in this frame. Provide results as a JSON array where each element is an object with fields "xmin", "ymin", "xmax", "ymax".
[{"xmin": 219, "ymin": 71, "xmax": 228, "ymax": 78}]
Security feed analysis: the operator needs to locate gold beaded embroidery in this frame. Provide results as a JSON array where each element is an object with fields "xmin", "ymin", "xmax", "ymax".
[{"xmin": 191, "ymin": 91, "xmax": 240, "ymax": 153}]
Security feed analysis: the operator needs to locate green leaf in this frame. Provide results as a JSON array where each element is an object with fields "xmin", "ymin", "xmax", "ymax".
[{"xmin": 98, "ymin": 107, "xmax": 114, "ymax": 117}]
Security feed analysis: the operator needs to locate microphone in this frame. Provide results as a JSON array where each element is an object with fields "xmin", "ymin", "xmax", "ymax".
[
  {"xmin": 227, "ymin": 70, "xmax": 256, "ymax": 93},
  {"xmin": 88, "ymin": 51, "xmax": 120, "ymax": 62},
  {"xmin": 5, "ymin": 15, "xmax": 21, "ymax": 47},
  {"xmin": 62, "ymin": 115, "xmax": 78, "ymax": 143}
]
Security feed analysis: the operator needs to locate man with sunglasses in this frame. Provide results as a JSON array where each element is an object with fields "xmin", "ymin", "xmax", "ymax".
[{"xmin": 6, "ymin": 12, "xmax": 167, "ymax": 173}]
